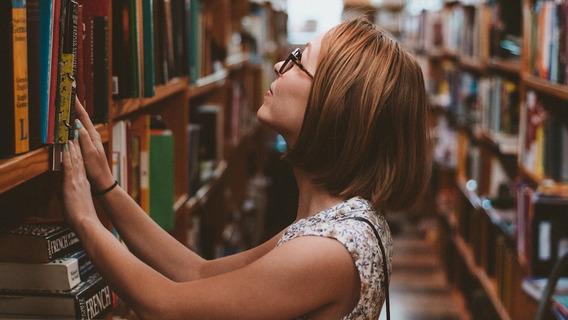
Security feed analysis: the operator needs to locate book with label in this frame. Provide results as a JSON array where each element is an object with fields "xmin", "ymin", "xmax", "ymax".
[
  {"xmin": 0, "ymin": 273, "xmax": 114, "ymax": 319},
  {"xmin": 0, "ymin": 0, "xmax": 30, "ymax": 157},
  {"xmin": 0, "ymin": 222, "xmax": 81, "ymax": 263},
  {"xmin": 0, "ymin": 249, "xmax": 95, "ymax": 291}
]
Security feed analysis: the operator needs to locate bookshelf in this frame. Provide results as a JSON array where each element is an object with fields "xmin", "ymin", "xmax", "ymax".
[
  {"xmin": 404, "ymin": 0, "xmax": 568, "ymax": 318},
  {"xmin": 0, "ymin": 0, "xmax": 287, "ymax": 317}
]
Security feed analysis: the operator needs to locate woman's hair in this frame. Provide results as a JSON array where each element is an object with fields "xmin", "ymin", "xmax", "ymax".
[{"xmin": 284, "ymin": 17, "xmax": 431, "ymax": 212}]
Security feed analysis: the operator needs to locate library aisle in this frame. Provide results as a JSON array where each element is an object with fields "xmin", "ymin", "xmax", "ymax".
[{"xmin": 381, "ymin": 213, "xmax": 470, "ymax": 320}]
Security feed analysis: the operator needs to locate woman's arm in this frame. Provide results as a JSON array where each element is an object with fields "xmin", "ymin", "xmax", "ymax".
[
  {"xmin": 62, "ymin": 139, "xmax": 359, "ymax": 319},
  {"xmin": 72, "ymin": 100, "xmax": 283, "ymax": 281}
]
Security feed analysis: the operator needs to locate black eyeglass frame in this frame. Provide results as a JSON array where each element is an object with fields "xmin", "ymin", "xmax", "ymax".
[{"xmin": 278, "ymin": 48, "xmax": 314, "ymax": 79}]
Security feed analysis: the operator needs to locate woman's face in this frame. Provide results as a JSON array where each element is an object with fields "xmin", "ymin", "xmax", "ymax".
[{"xmin": 257, "ymin": 34, "xmax": 323, "ymax": 146}]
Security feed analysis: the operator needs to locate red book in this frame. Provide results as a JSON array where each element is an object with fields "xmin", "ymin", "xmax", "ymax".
[{"xmin": 47, "ymin": 0, "xmax": 61, "ymax": 143}]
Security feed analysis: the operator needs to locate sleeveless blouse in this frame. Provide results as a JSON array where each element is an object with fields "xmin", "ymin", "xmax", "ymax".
[{"xmin": 277, "ymin": 197, "xmax": 393, "ymax": 320}]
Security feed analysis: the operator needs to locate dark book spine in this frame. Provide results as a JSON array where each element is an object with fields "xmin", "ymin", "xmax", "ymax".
[
  {"xmin": 93, "ymin": 16, "xmax": 109, "ymax": 123},
  {"xmin": 0, "ymin": 0, "xmax": 30, "ymax": 157},
  {"xmin": 46, "ymin": 229, "xmax": 81, "ymax": 261},
  {"xmin": 67, "ymin": 0, "xmax": 79, "ymax": 141},
  {"xmin": 76, "ymin": 274, "xmax": 114, "ymax": 319}
]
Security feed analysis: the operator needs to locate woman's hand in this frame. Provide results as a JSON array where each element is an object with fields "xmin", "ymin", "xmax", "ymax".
[
  {"xmin": 73, "ymin": 98, "xmax": 115, "ymax": 193},
  {"xmin": 62, "ymin": 140, "xmax": 99, "ymax": 229}
]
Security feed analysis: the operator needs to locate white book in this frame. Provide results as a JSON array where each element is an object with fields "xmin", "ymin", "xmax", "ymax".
[{"xmin": 0, "ymin": 256, "xmax": 81, "ymax": 291}]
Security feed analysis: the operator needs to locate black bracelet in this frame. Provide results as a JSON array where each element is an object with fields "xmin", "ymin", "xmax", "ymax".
[{"xmin": 92, "ymin": 180, "xmax": 119, "ymax": 197}]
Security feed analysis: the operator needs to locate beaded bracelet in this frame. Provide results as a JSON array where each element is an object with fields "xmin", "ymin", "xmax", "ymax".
[{"xmin": 92, "ymin": 180, "xmax": 119, "ymax": 197}]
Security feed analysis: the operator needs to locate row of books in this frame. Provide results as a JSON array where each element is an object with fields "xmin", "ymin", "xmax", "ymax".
[
  {"xmin": 520, "ymin": 90, "xmax": 568, "ymax": 182},
  {"xmin": 0, "ymin": 221, "xmax": 115, "ymax": 319},
  {"xmin": 0, "ymin": 0, "xmax": 109, "ymax": 159},
  {"xmin": 404, "ymin": 0, "xmax": 523, "ymax": 62},
  {"xmin": 112, "ymin": 116, "xmax": 175, "ymax": 230},
  {"xmin": 517, "ymin": 181, "xmax": 568, "ymax": 278},
  {"xmin": 431, "ymin": 63, "xmax": 520, "ymax": 151},
  {"xmin": 528, "ymin": 0, "xmax": 568, "ymax": 85},
  {"xmin": 0, "ymin": 0, "xmax": 230, "ymax": 159}
]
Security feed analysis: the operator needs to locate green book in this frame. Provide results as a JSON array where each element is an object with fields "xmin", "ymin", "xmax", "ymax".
[{"xmin": 149, "ymin": 129, "xmax": 175, "ymax": 230}]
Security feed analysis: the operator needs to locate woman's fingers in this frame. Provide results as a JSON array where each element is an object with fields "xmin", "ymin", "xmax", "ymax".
[{"xmin": 75, "ymin": 98, "xmax": 99, "ymax": 140}]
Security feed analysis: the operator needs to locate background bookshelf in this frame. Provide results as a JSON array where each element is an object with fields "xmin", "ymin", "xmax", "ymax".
[
  {"xmin": 0, "ymin": 0, "xmax": 287, "ymax": 317},
  {"xmin": 403, "ymin": 0, "xmax": 568, "ymax": 318}
]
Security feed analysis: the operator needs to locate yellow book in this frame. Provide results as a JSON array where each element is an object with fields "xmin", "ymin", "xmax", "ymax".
[{"xmin": 12, "ymin": 0, "xmax": 29, "ymax": 154}]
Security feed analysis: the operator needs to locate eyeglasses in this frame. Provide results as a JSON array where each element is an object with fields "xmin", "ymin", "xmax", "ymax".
[{"xmin": 279, "ymin": 48, "xmax": 314, "ymax": 79}]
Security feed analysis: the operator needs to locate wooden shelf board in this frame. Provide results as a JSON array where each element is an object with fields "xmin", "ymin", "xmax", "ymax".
[
  {"xmin": 0, "ymin": 124, "xmax": 109, "ymax": 194},
  {"xmin": 522, "ymin": 74, "xmax": 568, "ymax": 101},
  {"xmin": 189, "ymin": 69, "xmax": 229, "ymax": 99},
  {"xmin": 487, "ymin": 58, "xmax": 521, "ymax": 74},
  {"xmin": 112, "ymin": 77, "xmax": 189, "ymax": 119}
]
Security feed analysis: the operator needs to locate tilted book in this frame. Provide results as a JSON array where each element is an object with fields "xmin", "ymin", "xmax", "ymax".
[
  {"xmin": 0, "ymin": 249, "xmax": 95, "ymax": 291},
  {"xmin": 0, "ymin": 273, "xmax": 114, "ymax": 319},
  {"xmin": 0, "ymin": 222, "xmax": 81, "ymax": 263}
]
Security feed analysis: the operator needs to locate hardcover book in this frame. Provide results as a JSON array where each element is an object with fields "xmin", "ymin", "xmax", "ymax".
[
  {"xmin": 0, "ymin": 249, "xmax": 95, "ymax": 291},
  {"xmin": 0, "ymin": 273, "xmax": 114, "ymax": 319},
  {"xmin": 0, "ymin": 222, "xmax": 81, "ymax": 263},
  {"xmin": 0, "ymin": 0, "xmax": 30, "ymax": 157}
]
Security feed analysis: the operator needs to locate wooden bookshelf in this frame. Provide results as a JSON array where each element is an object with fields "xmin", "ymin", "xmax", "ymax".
[
  {"xmin": 0, "ymin": 0, "xmax": 287, "ymax": 317},
  {"xmin": 0, "ymin": 124, "xmax": 109, "ymax": 194},
  {"xmin": 405, "ymin": 0, "xmax": 568, "ymax": 317}
]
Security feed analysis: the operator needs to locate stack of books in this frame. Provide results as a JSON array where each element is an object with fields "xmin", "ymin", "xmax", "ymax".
[{"xmin": 0, "ymin": 221, "xmax": 115, "ymax": 319}]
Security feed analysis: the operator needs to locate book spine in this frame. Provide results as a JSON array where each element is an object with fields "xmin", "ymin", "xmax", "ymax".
[
  {"xmin": 76, "ymin": 274, "xmax": 114, "ymax": 319},
  {"xmin": 46, "ymin": 230, "xmax": 81, "ymax": 261},
  {"xmin": 47, "ymin": 0, "xmax": 62, "ymax": 144},
  {"xmin": 67, "ymin": 0, "xmax": 78, "ymax": 141},
  {"xmin": 12, "ymin": 0, "xmax": 30, "ymax": 155},
  {"xmin": 26, "ymin": 0, "xmax": 41, "ymax": 150},
  {"xmin": 93, "ymin": 16, "xmax": 109, "ymax": 123},
  {"xmin": 142, "ymin": 0, "xmax": 155, "ymax": 97},
  {"xmin": 39, "ymin": 0, "xmax": 54, "ymax": 143}
]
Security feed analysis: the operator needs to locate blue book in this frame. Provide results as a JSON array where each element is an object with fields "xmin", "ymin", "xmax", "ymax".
[{"xmin": 39, "ymin": 0, "xmax": 54, "ymax": 143}]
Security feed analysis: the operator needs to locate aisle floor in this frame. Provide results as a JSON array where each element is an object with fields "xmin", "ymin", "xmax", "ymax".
[{"xmin": 379, "ymin": 214, "xmax": 471, "ymax": 320}]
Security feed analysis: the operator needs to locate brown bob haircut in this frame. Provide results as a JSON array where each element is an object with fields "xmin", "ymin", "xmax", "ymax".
[{"xmin": 284, "ymin": 17, "xmax": 431, "ymax": 212}]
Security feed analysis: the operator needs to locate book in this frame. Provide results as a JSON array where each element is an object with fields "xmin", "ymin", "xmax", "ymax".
[
  {"xmin": 142, "ymin": 0, "xmax": 155, "ymax": 97},
  {"xmin": 190, "ymin": 104, "xmax": 224, "ymax": 182},
  {"xmin": 112, "ymin": 0, "xmax": 136, "ymax": 99},
  {"xmin": 0, "ymin": 273, "xmax": 114, "ymax": 319},
  {"xmin": 39, "ymin": 0, "xmax": 54, "ymax": 143},
  {"xmin": 0, "ymin": 222, "xmax": 81, "ymax": 263},
  {"xmin": 130, "ymin": 115, "xmax": 151, "ymax": 213},
  {"xmin": 56, "ymin": 0, "xmax": 79, "ymax": 145},
  {"xmin": 0, "ymin": 249, "xmax": 95, "ymax": 291},
  {"xmin": 0, "ymin": 0, "xmax": 30, "ymax": 157},
  {"xmin": 26, "ymin": 0, "xmax": 42, "ymax": 150},
  {"xmin": 93, "ymin": 15, "xmax": 109, "ymax": 123},
  {"xmin": 530, "ymin": 193, "xmax": 568, "ymax": 277},
  {"xmin": 149, "ymin": 128, "xmax": 175, "ymax": 230}
]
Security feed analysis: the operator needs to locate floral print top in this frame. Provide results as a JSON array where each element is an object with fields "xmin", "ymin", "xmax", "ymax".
[{"xmin": 277, "ymin": 197, "xmax": 393, "ymax": 320}]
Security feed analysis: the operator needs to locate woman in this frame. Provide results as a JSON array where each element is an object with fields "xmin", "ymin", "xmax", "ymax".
[{"xmin": 62, "ymin": 17, "xmax": 430, "ymax": 319}]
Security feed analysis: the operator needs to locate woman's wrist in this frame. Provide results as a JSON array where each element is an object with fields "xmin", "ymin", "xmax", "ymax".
[{"xmin": 92, "ymin": 180, "xmax": 119, "ymax": 197}]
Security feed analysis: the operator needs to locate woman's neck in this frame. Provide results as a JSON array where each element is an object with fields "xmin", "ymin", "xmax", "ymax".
[{"xmin": 293, "ymin": 168, "xmax": 347, "ymax": 221}]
